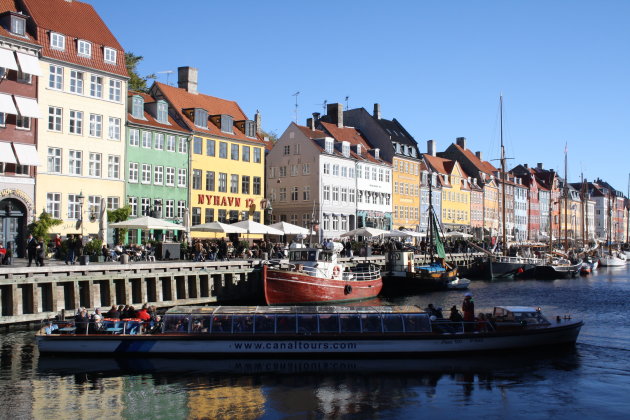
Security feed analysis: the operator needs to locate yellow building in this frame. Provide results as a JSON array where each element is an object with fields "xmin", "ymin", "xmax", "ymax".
[
  {"xmin": 33, "ymin": 0, "xmax": 128, "ymax": 237},
  {"xmin": 424, "ymin": 155, "xmax": 470, "ymax": 231},
  {"xmin": 392, "ymin": 155, "xmax": 421, "ymax": 230},
  {"xmin": 152, "ymin": 69, "xmax": 267, "ymax": 238}
]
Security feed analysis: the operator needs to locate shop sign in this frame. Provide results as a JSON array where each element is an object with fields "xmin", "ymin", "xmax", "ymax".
[{"xmin": 197, "ymin": 194, "xmax": 255, "ymax": 208}]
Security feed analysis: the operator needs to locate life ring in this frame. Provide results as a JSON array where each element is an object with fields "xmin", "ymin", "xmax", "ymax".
[
  {"xmin": 344, "ymin": 284, "xmax": 353, "ymax": 295},
  {"xmin": 333, "ymin": 266, "xmax": 341, "ymax": 278}
]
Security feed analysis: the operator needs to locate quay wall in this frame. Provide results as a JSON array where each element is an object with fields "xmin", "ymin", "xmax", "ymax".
[{"xmin": 0, "ymin": 253, "xmax": 481, "ymax": 325}]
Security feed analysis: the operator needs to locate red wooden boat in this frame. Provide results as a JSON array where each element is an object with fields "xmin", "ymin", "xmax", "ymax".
[{"xmin": 263, "ymin": 245, "xmax": 383, "ymax": 305}]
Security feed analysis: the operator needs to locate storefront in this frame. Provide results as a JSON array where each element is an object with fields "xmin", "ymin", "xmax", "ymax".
[{"xmin": 0, "ymin": 189, "xmax": 35, "ymax": 258}]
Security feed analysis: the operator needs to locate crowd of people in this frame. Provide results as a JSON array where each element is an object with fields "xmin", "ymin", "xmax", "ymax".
[
  {"xmin": 188, "ymin": 238, "xmax": 287, "ymax": 261},
  {"xmin": 72, "ymin": 303, "xmax": 161, "ymax": 334},
  {"xmin": 425, "ymin": 293, "xmax": 490, "ymax": 333}
]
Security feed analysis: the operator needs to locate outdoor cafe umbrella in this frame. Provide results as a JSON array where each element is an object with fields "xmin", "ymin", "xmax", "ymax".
[
  {"xmin": 269, "ymin": 221, "xmax": 312, "ymax": 235},
  {"xmin": 190, "ymin": 221, "xmax": 247, "ymax": 234},
  {"xmin": 340, "ymin": 227, "xmax": 388, "ymax": 238},
  {"xmin": 442, "ymin": 231, "xmax": 473, "ymax": 239},
  {"xmin": 109, "ymin": 216, "xmax": 186, "ymax": 231},
  {"xmin": 232, "ymin": 220, "xmax": 284, "ymax": 235},
  {"xmin": 383, "ymin": 229, "xmax": 412, "ymax": 238}
]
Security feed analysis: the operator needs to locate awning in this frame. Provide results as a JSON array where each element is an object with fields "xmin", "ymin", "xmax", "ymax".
[
  {"xmin": 15, "ymin": 52, "xmax": 41, "ymax": 76},
  {"xmin": 0, "ymin": 93, "xmax": 18, "ymax": 115},
  {"xmin": 14, "ymin": 96, "xmax": 41, "ymax": 118},
  {"xmin": 0, "ymin": 142, "xmax": 17, "ymax": 164},
  {"xmin": 12, "ymin": 143, "xmax": 40, "ymax": 166},
  {"xmin": 0, "ymin": 48, "xmax": 19, "ymax": 71}
]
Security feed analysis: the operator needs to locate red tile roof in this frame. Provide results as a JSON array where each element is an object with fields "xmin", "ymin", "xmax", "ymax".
[
  {"xmin": 318, "ymin": 122, "xmax": 383, "ymax": 164},
  {"xmin": 452, "ymin": 144, "xmax": 498, "ymax": 175},
  {"xmin": 155, "ymin": 82, "xmax": 266, "ymax": 146},
  {"xmin": 21, "ymin": 0, "xmax": 128, "ymax": 77},
  {"xmin": 296, "ymin": 124, "xmax": 326, "ymax": 139},
  {"xmin": 127, "ymin": 91, "xmax": 188, "ymax": 133},
  {"xmin": 0, "ymin": 0, "xmax": 38, "ymax": 44}
]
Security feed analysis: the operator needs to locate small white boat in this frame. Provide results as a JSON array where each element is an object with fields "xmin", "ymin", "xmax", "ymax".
[
  {"xmin": 447, "ymin": 277, "xmax": 471, "ymax": 290},
  {"xmin": 599, "ymin": 253, "xmax": 626, "ymax": 267}
]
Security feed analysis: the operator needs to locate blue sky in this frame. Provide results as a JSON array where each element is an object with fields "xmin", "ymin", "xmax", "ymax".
[{"xmin": 87, "ymin": 0, "xmax": 629, "ymax": 192}]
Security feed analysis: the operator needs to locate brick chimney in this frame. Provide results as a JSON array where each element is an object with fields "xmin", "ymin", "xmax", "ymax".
[
  {"xmin": 327, "ymin": 103, "xmax": 343, "ymax": 128},
  {"xmin": 427, "ymin": 139, "xmax": 436, "ymax": 157},
  {"xmin": 537, "ymin": 162, "xmax": 544, "ymax": 170},
  {"xmin": 475, "ymin": 151, "xmax": 482, "ymax": 160},
  {"xmin": 456, "ymin": 137, "xmax": 466, "ymax": 149},
  {"xmin": 177, "ymin": 66, "xmax": 198, "ymax": 94},
  {"xmin": 373, "ymin": 103, "xmax": 381, "ymax": 120},
  {"xmin": 255, "ymin": 110, "xmax": 262, "ymax": 135},
  {"xmin": 306, "ymin": 117, "xmax": 315, "ymax": 131}
]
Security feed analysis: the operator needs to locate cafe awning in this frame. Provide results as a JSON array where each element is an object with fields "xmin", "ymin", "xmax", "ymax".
[
  {"xmin": 12, "ymin": 143, "xmax": 40, "ymax": 166},
  {"xmin": 0, "ymin": 142, "xmax": 17, "ymax": 164},
  {"xmin": 14, "ymin": 96, "xmax": 41, "ymax": 118},
  {"xmin": 15, "ymin": 52, "xmax": 41, "ymax": 76}
]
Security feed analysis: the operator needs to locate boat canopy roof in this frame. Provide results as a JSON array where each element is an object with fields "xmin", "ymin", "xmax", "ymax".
[
  {"xmin": 166, "ymin": 305, "xmax": 425, "ymax": 316},
  {"xmin": 494, "ymin": 306, "xmax": 539, "ymax": 313}
]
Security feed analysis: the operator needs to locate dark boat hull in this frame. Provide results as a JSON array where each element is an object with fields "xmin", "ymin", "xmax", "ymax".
[
  {"xmin": 383, "ymin": 267, "xmax": 459, "ymax": 294},
  {"xmin": 467, "ymin": 257, "xmax": 537, "ymax": 280}
]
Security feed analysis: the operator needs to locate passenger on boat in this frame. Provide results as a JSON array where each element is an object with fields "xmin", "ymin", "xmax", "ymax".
[
  {"xmin": 425, "ymin": 304, "xmax": 444, "ymax": 319},
  {"xmin": 136, "ymin": 304, "xmax": 151, "ymax": 322},
  {"xmin": 106, "ymin": 305, "xmax": 120, "ymax": 319},
  {"xmin": 90, "ymin": 308, "xmax": 103, "ymax": 332},
  {"xmin": 75, "ymin": 308, "xmax": 89, "ymax": 334},
  {"xmin": 44, "ymin": 321, "xmax": 59, "ymax": 335},
  {"xmin": 462, "ymin": 293, "xmax": 475, "ymax": 332},
  {"xmin": 449, "ymin": 306, "xmax": 463, "ymax": 322}
]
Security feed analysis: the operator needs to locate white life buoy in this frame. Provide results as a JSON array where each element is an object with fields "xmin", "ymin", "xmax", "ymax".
[{"xmin": 333, "ymin": 265, "xmax": 341, "ymax": 278}]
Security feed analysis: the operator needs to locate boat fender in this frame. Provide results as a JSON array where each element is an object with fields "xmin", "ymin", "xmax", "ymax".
[
  {"xmin": 344, "ymin": 284, "xmax": 352, "ymax": 295},
  {"xmin": 333, "ymin": 266, "xmax": 341, "ymax": 278}
]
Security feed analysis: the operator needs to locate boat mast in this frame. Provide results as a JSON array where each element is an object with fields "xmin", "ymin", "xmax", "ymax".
[
  {"xmin": 564, "ymin": 144, "xmax": 568, "ymax": 251},
  {"xmin": 580, "ymin": 173, "xmax": 585, "ymax": 248},
  {"xmin": 500, "ymin": 95, "xmax": 507, "ymax": 256},
  {"xmin": 428, "ymin": 169, "xmax": 435, "ymax": 263},
  {"xmin": 627, "ymin": 173, "xmax": 629, "ymax": 243}
]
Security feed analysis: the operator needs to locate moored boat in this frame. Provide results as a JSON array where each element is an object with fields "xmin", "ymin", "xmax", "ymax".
[
  {"xmin": 447, "ymin": 277, "xmax": 471, "ymax": 290},
  {"xmin": 36, "ymin": 305, "xmax": 583, "ymax": 356},
  {"xmin": 263, "ymin": 244, "xmax": 382, "ymax": 305},
  {"xmin": 383, "ymin": 250, "xmax": 458, "ymax": 293},
  {"xmin": 599, "ymin": 253, "xmax": 626, "ymax": 267}
]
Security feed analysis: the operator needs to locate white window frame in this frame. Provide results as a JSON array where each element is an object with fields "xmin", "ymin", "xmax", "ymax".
[
  {"xmin": 49, "ymin": 65, "xmax": 63, "ymax": 90},
  {"xmin": 109, "ymin": 79, "xmax": 122, "ymax": 102},
  {"xmin": 48, "ymin": 106, "xmax": 62, "ymax": 132},
  {"xmin": 51, "ymin": 32, "xmax": 65, "ymax": 50},
  {"xmin": 154, "ymin": 165, "xmax": 163, "ymax": 185},
  {"xmin": 88, "ymin": 152, "xmax": 101, "ymax": 177},
  {"xmin": 47, "ymin": 147, "xmax": 62, "ymax": 173},
  {"xmin": 178, "ymin": 169, "xmax": 187, "ymax": 187},
  {"xmin": 69, "ymin": 70, "xmax": 84, "ymax": 94},
  {"xmin": 166, "ymin": 135, "xmax": 175, "ymax": 152},
  {"xmin": 165, "ymin": 167, "xmax": 175, "ymax": 186},
  {"xmin": 128, "ymin": 128, "xmax": 140, "ymax": 146},
  {"xmin": 77, "ymin": 40, "xmax": 92, "ymax": 58},
  {"xmin": 141, "ymin": 164, "xmax": 151, "ymax": 184},
  {"xmin": 141, "ymin": 131, "xmax": 151, "ymax": 148},
  {"xmin": 89, "ymin": 114, "xmax": 102, "ymax": 137},
  {"xmin": 104, "ymin": 47, "xmax": 117, "ymax": 64},
  {"xmin": 68, "ymin": 150, "xmax": 82, "ymax": 175},
  {"xmin": 90, "ymin": 75, "xmax": 103, "ymax": 98},
  {"xmin": 68, "ymin": 110, "xmax": 83, "ymax": 135},
  {"xmin": 107, "ymin": 155, "xmax": 120, "ymax": 179},
  {"xmin": 46, "ymin": 193, "xmax": 61, "ymax": 218},
  {"xmin": 128, "ymin": 162, "xmax": 138, "ymax": 183},
  {"xmin": 178, "ymin": 137, "xmax": 188, "ymax": 153},
  {"xmin": 108, "ymin": 117, "xmax": 121, "ymax": 140}
]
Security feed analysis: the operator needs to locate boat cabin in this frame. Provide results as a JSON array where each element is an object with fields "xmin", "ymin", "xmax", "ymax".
[{"xmin": 492, "ymin": 306, "xmax": 550, "ymax": 328}]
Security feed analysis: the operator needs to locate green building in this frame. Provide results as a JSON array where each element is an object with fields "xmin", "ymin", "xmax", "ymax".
[{"xmin": 125, "ymin": 91, "xmax": 190, "ymax": 244}]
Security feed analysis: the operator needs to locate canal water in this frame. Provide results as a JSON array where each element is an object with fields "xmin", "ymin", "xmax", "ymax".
[{"xmin": 1, "ymin": 266, "xmax": 629, "ymax": 419}]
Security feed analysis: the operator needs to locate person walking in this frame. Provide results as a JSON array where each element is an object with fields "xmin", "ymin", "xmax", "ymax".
[
  {"xmin": 65, "ymin": 234, "xmax": 75, "ymax": 265},
  {"xmin": 36, "ymin": 237, "xmax": 46, "ymax": 267},
  {"xmin": 26, "ymin": 234, "xmax": 38, "ymax": 267}
]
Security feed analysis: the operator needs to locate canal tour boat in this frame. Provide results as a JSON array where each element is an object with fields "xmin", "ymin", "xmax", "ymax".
[
  {"xmin": 36, "ymin": 305, "xmax": 583, "ymax": 356},
  {"xmin": 263, "ymin": 244, "xmax": 383, "ymax": 305}
]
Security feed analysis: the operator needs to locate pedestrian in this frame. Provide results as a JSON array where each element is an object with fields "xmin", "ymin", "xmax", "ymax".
[
  {"xmin": 36, "ymin": 237, "xmax": 46, "ymax": 267},
  {"xmin": 462, "ymin": 292, "xmax": 475, "ymax": 332},
  {"xmin": 53, "ymin": 234, "xmax": 62, "ymax": 259},
  {"xmin": 26, "ymin": 234, "xmax": 37, "ymax": 267},
  {"xmin": 65, "ymin": 234, "xmax": 75, "ymax": 265}
]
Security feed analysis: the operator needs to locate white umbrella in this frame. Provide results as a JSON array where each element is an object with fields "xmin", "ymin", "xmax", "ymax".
[
  {"xmin": 109, "ymin": 216, "xmax": 186, "ymax": 231},
  {"xmin": 232, "ymin": 220, "xmax": 284, "ymax": 235},
  {"xmin": 269, "ymin": 221, "xmax": 312, "ymax": 235},
  {"xmin": 340, "ymin": 227, "xmax": 388, "ymax": 238},
  {"xmin": 383, "ymin": 230, "xmax": 412, "ymax": 238},
  {"xmin": 401, "ymin": 230, "xmax": 424, "ymax": 238},
  {"xmin": 443, "ymin": 231, "xmax": 473, "ymax": 239},
  {"xmin": 190, "ymin": 221, "xmax": 247, "ymax": 234}
]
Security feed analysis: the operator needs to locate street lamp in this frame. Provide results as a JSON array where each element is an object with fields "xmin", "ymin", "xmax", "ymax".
[{"xmin": 77, "ymin": 191, "xmax": 85, "ymax": 237}]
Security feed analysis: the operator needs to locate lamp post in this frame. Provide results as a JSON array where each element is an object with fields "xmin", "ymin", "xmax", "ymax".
[{"xmin": 77, "ymin": 191, "xmax": 85, "ymax": 237}]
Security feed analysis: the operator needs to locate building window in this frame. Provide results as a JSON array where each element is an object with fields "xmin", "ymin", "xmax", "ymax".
[
  {"xmin": 206, "ymin": 138, "xmax": 215, "ymax": 156},
  {"xmin": 141, "ymin": 132, "xmax": 151, "ymax": 148},
  {"xmin": 253, "ymin": 177, "xmax": 261, "ymax": 195},
  {"xmin": 69, "ymin": 150, "xmax": 82, "ymax": 175},
  {"xmin": 220, "ymin": 115, "xmax": 233, "ymax": 133},
  {"xmin": 191, "ymin": 207, "xmax": 201, "ymax": 225},
  {"xmin": 104, "ymin": 47, "xmax": 117, "ymax": 64},
  {"xmin": 107, "ymin": 155, "xmax": 120, "ymax": 179},
  {"xmin": 67, "ymin": 194, "xmax": 81, "ymax": 220},
  {"xmin": 141, "ymin": 198, "xmax": 151, "ymax": 216},
  {"xmin": 332, "ymin": 187, "xmax": 339, "ymax": 202},
  {"xmin": 341, "ymin": 188, "xmax": 347, "ymax": 203},
  {"xmin": 77, "ymin": 40, "xmax": 92, "ymax": 57},
  {"xmin": 87, "ymin": 195, "xmax": 101, "ymax": 220},
  {"xmin": 332, "ymin": 215, "xmax": 339, "ymax": 231},
  {"xmin": 206, "ymin": 171, "xmax": 215, "ymax": 191},
  {"xmin": 154, "ymin": 133, "xmax": 164, "ymax": 150},
  {"xmin": 291, "ymin": 187, "xmax": 298, "ymax": 201},
  {"xmin": 89, "ymin": 114, "xmax": 102, "ymax": 137},
  {"xmin": 218, "ymin": 173, "xmax": 227, "ymax": 192},
  {"xmin": 165, "ymin": 200, "xmax": 174, "ymax": 218},
  {"xmin": 154, "ymin": 165, "xmax": 163, "ymax": 185},
  {"xmin": 230, "ymin": 144, "xmax": 239, "ymax": 160},
  {"xmin": 230, "ymin": 174, "xmax": 239, "ymax": 193},
  {"xmin": 109, "ymin": 79, "xmax": 122, "ymax": 102},
  {"xmin": 325, "ymin": 139, "xmax": 333, "ymax": 154},
  {"xmin": 205, "ymin": 208, "xmax": 214, "ymax": 223},
  {"xmin": 128, "ymin": 197, "xmax": 138, "ymax": 217},
  {"xmin": 242, "ymin": 146, "xmax": 250, "ymax": 162},
  {"xmin": 69, "ymin": 110, "xmax": 83, "ymax": 134},
  {"xmin": 192, "ymin": 169, "xmax": 202, "ymax": 190},
  {"xmin": 128, "ymin": 162, "xmax": 138, "ymax": 183},
  {"xmin": 47, "ymin": 147, "xmax": 61, "ymax": 173},
  {"xmin": 217, "ymin": 209, "xmax": 227, "ymax": 223},
  {"xmin": 349, "ymin": 189, "xmax": 355, "ymax": 203},
  {"xmin": 49, "ymin": 65, "xmax": 63, "ymax": 90},
  {"xmin": 107, "ymin": 197, "xmax": 119, "ymax": 210},
  {"xmin": 177, "ymin": 201, "xmax": 186, "ymax": 219},
  {"xmin": 291, "ymin": 165, "xmax": 298, "ymax": 176},
  {"xmin": 178, "ymin": 169, "xmax": 187, "ymax": 187},
  {"xmin": 157, "ymin": 101, "xmax": 168, "ymax": 123},
  {"xmin": 166, "ymin": 135, "xmax": 175, "ymax": 152},
  {"xmin": 283, "ymin": 145, "xmax": 290, "ymax": 155},
  {"xmin": 108, "ymin": 117, "xmax": 121, "ymax": 140},
  {"xmin": 17, "ymin": 69, "xmax": 31, "ymax": 84},
  {"xmin": 131, "ymin": 96, "xmax": 143, "ymax": 119},
  {"xmin": 194, "ymin": 108, "xmax": 207, "ymax": 128},
  {"xmin": 241, "ymin": 176, "xmax": 250, "ymax": 194},
  {"xmin": 303, "ymin": 186, "xmax": 311, "ymax": 201},
  {"xmin": 88, "ymin": 153, "xmax": 101, "ymax": 177},
  {"xmin": 303, "ymin": 163, "xmax": 310, "ymax": 175},
  {"xmin": 219, "ymin": 142, "xmax": 228, "ymax": 158},
  {"xmin": 279, "ymin": 166, "xmax": 287, "ymax": 177},
  {"xmin": 90, "ymin": 75, "xmax": 103, "ymax": 98},
  {"xmin": 193, "ymin": 137, "xmax": 202, "ymax": 154},
  {"xmin": 16, "ymin": 115, "xmax": 30, "ymax": 130},
  {"xmin": 279, "ymin": 187, "xmax": 287, "ymax": 201},
  {"xmin": 323, "ymin": 185, "xmax": 330, "ymax": 201},
  {"xmin": 141, "ymin": 164, "xmax": 151, "ymax": 184},
  {"xmin": 51, "ymin": 32, "xmax": 65, "ymax": 50},
  {"xmin": 333, "ymin": 165, "xmax": 339, "ymax": 176},
  {"xmin": 48, "ymin": 107, "xmax": 62, "ymax": 131},
  {"xmin": 165, "ymin": 167, "xmax": 175, "ymax": 186},
  {"xmin": 129, "ymin": 129, "xmax": 140, "ymax": 146},
  {"xmin": 253, "ymin": 148, "xmax": 261, "ymax": 163},
  {"xmin": 178, "ymin": 137, "xmax": 188, "ymax": 153},
  {"xmin": 153, "ymin": 199, "xmax": 162, "ymax": 218},
  {"xmin": 46, "ymin": 193, "xmax": 61, "ymax": 218}
]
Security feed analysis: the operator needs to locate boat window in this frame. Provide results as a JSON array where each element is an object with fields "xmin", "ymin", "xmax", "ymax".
[
  {"xmin": 318, "ymin": 314, "xmax": 339, "ymax": 333},
  {"xmin": 339, "ymin": 314, "xmax": 361, "ymax": 332},
  {"xmin": 276, "ymin": 314, "xmax": 297, "ymax": 333},
  {"xmin": 298, "ymin": 314, "xmax": 318, "ymax": 334},
  {"xmin": 191, "ymin": 316, "xmax": 208, "ymax": 333},
  {"xmin": 254, "ymin": 314, "xmax": 275, "ymax": 333},
  {"xmin": 360, "ymin": 314, "xmax": 382, "ymax": 333},
  {"xmin": 211, "ymin": 315, "xmax": 231, "ymax": 333},
  {"xmin": 232, "ymin": 315, "xmax": 254, "ymax": 333},
  {"xmin": 164, "ymin": 315, "xmax": 189, "ymax": 333},
  {"xmin": 307, "ymin": 250, "xmax": 317, "ymax": 261},
  {"xmin": 382, "ymin": 314, "xmax": 404, "ymax": 332},
  {"xmin": 319, "ymin": 252, "xmax": 332, "ymax": 262},
  {"xmin": 402, "ymin": 314, "xmax": 431, "ymax": 332}
]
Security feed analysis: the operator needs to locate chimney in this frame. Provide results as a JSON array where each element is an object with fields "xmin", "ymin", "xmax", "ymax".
[
  {"xmin": 524, "ymin": 163, "xmax": 529, "ymax": 169},
  {"xmin": 456, "ymin": 137, "xmax": 466, "ymax": 149},
  {"xmin": 255, "ymin": 110, "xmax": 262, "ymax": 135},
  {"xmin": 475, "ymin": 151, "xmax": 482, "ymax": 160},
  {"xmin": 373, "ymin": 103, "xmax": 381, "ymax": 119},
  {"xmin": 327, "ymin": 103, "xmax": 343, "ymax": 127},
  {"xmin": 427, "ymin": 139, "xmax": 436, "ymax": 157},
  {"xmin": 537, "ymin": 162, "xmax": 543, "ymax": 170},
  {"xmin": 307, "ymin": 117, "xmax": 315, "ymax": 130},
  {"xmin": 312, "ymin": 112, "xmax": 320, "ymax": 124},
  {"xmin": 177, "ymin": 66, "xmax": 198, "ymax": 94}
]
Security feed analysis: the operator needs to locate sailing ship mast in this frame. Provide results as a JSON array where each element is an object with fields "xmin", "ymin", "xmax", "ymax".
[
  {"xmin": 428, "ymin": 170, "xmax": 434, "ymax": 263},
  {"xmin": 564, "ymin": 144, "xmax": 568, "ymax": 251},
  {"xmin": 500, "ymin": 95, "xmax": 507, "ymax": 257}
]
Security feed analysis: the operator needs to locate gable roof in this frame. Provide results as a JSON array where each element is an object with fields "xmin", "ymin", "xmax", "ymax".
[
  {"xmin": 22, "ymin": 0, "xmax": 128, "ymax": 77},
  {"xmin": 450, "ymin": 143, "xmax": 498, "ymax": 175},
  {"xmin": 127, "ymin": 91, "xmax": 188, "ymax": 134}
]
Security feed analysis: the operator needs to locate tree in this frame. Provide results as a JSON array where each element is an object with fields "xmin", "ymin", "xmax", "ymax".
[
  {"xmin": 28, "ymin": 211, "xmax": 62, "ymax": 239},
  {"xmin": 125, "ymin": 52, "xmax": 156, "ymax": 92},
  {"xmin": 108, "ymin": 206, "xmax": 132, "ymax": 245},
  {"xmin": 260, "ymin": 129, "xmax": 279, "ymax": 143}
]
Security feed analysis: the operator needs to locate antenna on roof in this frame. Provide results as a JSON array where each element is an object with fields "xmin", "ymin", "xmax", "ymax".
[
  {"xmin": 157, "ymin": 70, "xmax": 174, "ymax": 86},
  {"xmin": 345, "ymin": 96, "xmax": 350, "ymax": 109},
  {"xmin": 315, "ymin": 99, "xmax": 327, "ymax": 111},
  {"xmin": 292, "ymin": 91, "xmax": 300, "ymax": 123}
]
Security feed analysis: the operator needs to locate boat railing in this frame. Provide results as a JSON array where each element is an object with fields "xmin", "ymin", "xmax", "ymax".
[
  {"xmin": 42, "ymin": 318, "xmax": 156, "ymax": 336},
  {"xmin": 287, "ymin": 263, "xmax": 381, "ymax": 281},
  {"xmin": 492, "ymin": 255, "xmax": 545, "ymax": 265}
]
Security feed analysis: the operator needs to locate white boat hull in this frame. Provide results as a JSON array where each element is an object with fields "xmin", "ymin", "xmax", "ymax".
[{"xmin": 599, "ymin": 256, "xmax": 626, "ymax": 267}]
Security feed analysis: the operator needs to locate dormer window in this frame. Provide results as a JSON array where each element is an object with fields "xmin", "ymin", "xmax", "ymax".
[
  {"xmin": 356, "ymin": 144, "xmax": 362, "ymax": 156},
  {"xmin": 411, "ymin": 148, "xmax": 417, "ymax": 158},
  {"xmin": 104, "ymin": 47, "xmax": 117, "ymax": 64},
  {"xmin": 11, "ymin": 15, "xmax": 25, "ymax": 36},
  {"xmin": 342, "ymin": 141, "xmax": 350, "ymax": 157},
  {"xmin": 325, "ymin": 138, "xmax": 334, "ymax": 154},
  {"xmin": 244, "ymin": 120, "xmax": 256, "ymax": 137},
  {"xmin": 156, "ymin": 100, "xmax": 168, "ymax": 124},
  {"xmin": 374, "ymin": 148, "xmax": 380, "ymax": 159},
  {"xmin": 220, "ymin": 115, "xmax": 233, "ymax": 133},
  {"xmin": 194, "ymin": 108, "xmax": 208, "ymax": 128},
  {"xmin": 395, "ymin": 143, "xmax": 401, "ymax": 153},
  {"xmin": 77, "ymin": 40, "xmax": 91, "ymax": 58},
  {"xmin": 51, "ymin": 32, "xmax": 65, "ymax": 50},
  {"xmin": 131, "ymin": 96, "xmax": 144, "ymax": 119}
]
